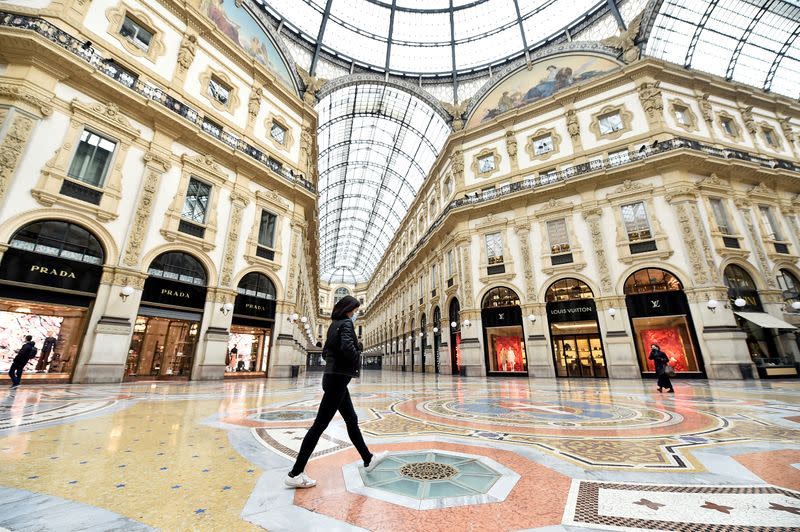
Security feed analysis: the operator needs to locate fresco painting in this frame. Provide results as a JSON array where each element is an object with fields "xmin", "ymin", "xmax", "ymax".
[
  {"xmin": 468, "ymin": 54, "xmax": 620, "ymax": 127},
  {"xmin": 200, "ymin": 0, "xmax": 294, "ymax": 89}
]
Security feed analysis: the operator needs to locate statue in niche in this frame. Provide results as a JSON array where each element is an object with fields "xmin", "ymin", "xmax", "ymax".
[
  {"xmin": 566, "ymin": 109, "xmax": 580, "ymax": 139},
  {"xmin": 177, "ymin": 32, "xmax": 198, "ymax": 73},
  {"xmin": 248, "ymin": 86, "xmax": 262, "ymax": 123}
]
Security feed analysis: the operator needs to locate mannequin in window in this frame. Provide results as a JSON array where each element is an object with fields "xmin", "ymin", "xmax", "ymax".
[
  {"xmin": 506, "ymin": 347, "xmax": 517, "ymax": 372},
  {"xmin": 36, "ymin": 332, "xmax": 58, "ymax": 372}
]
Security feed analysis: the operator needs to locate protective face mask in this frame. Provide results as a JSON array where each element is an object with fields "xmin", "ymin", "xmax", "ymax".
[{"xmin": 350, "ymin": 314, "xmax": 358, "ymax": 324}]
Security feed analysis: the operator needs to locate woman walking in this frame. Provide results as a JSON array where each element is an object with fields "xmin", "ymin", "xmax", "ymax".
[
  {"xmin": 285, "ymin": 295, "xmax": 388, "ymax": 488},
  {"xmin": 648, "ymin": 343, "xmax": 674, "ymax": 393}
]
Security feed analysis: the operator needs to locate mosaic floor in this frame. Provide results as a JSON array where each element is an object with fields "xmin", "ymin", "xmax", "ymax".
[{"xmin": 1, "ymin": 372, "xmax": 799, "ymax": 531}]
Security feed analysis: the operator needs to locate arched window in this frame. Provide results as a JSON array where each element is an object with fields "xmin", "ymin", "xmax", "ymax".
[
  {"xmin": 449, "ymin": 298, "xmax": 460, "ymax": 328},
  {"xmin": 482, "ymin": 286, "xmax": 520, "ymax": 308},
  {"xmin": 624, "ymin": 268, "xmax": 683, "ymax": 294},
  {"xmin": 237, "ymin": 272, "xmax": 276, "ymax": 300},
  {"xmin": 334, "ymin": 287, "xmax": 350, "ymax": 305},
  {"xmin": 148, "ymin": 252, "xmax": 207, "ymax": 286},
  {"xmin": 433, "ymin": 306, "xmax": 441, "ymax": 331},
  {"xmin": 10, "ymin": 220, "xmax": 104, "ymax": 264},
  {"xmin": 776, "ymin": 269, "xmax": 800, "ymax": 305},
  {"xmin": 545, "ymin": 278, "xmax": 593, "ymax": 302},
  {"xmin": 723, "ymin": 264, "xmax": 761, "ymax": 311}
]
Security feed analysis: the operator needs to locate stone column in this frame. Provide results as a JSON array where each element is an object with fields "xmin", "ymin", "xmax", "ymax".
[
  {"xmin": 456, "ymin": 237, "xmax": 484, "ymax": 376},
  {"xmin": 193, "ymin": 288, "xmax": 235, "ymax": 381}
]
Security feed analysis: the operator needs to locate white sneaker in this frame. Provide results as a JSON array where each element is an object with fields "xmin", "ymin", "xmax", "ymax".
[
  {"xmin": 365, "ymin": 451, "xmax": 389, "ymax": 473},
  {"xmin": 284, "ymin": 472, "xmax": 316, "ymax": 488}
]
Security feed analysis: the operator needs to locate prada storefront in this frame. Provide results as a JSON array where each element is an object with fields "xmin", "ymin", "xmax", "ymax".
[
  {"xmin": 125, "ymin": 252, "xmax": 207, "ymax": 381},
  {"xmin": 0, "ymin": 220, "xmax": 104, "ymax": 383},
  {"xmin": 545, "ymin": 278, "xmax": 607, "ymax": 378},
  {"xmin": 226, "ymin": 272, "xmax": 275, "ymax": 378}
]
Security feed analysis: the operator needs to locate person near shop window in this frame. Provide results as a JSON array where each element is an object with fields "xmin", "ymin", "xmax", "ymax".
[
  {"xmin": 649, "ymin": 343, "xmax": 674, "ymax": 393},
  {"xmin": 9, "ymin": 336, "xmax": 37, "ymax": 388},
  {"xmin": 285, "ymin": 295, "xmax": 388, "ymax": 488}
]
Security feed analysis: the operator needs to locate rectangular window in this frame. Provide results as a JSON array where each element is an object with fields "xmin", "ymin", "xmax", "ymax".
[
  {"xmin": 258, "ymin": 210, "xmax": 277, "ymax": 249},
  {"xmin": 270, "ymin": 122, "xmax": 286, "ymax": 145},
  {"xmin": 208, "ymin": 76, "xmax": 231, "ymax": 105},
  {"xmin": 759, "ymin": 205, "xmax": 784, "ymax": 240},
  {"xmin": 621, "ymin": 202, "xmax": 652, "ymax": 242},
  {"xmin": 182, "ymin": 178, "xmax": 211, "ymax": 224},
  {"xmin": 486, "ymin": 232, "xmax": 504, "ymax": 264},
  {"xmin": 709, "ymin": 198, "xmax": 732, "ymax": 235},
  {"xmin": 67, "ymin": 130, "xmax": 116, "ymax": 187},
  {"xmin": 478, "ymin": 155, "xmax": 495, "ymax": 173},
  {"xmin": 608, "ymin": 149, "xmax": 630, "ymax": 166},
  {"xmin": 119, "ymin": 15, "xmax": 153, "ymax": 51},
  {"xmin": 763, "ymin": 127, "xmax": 778, "ymax": 147},
  {"xmin": 546, "ymin": 218, "xmax": 571, "ymax": 254},
  {"xmin": 447, "ymin": 249, "xmax": 454, "ymax": 277},
  {"xmin": 674, "ymin": 106, "xmax": 689, "ymax": 125},
  {"xmin": 598, "ymin": 112, "xmax": 623, "ymax": 135},
  {"xmin": 431, "ymin": 264, "xmax": 437, "ymax": 289},
  {"xmin": 721, "ymin": 117, "xmax": 736, "ymax": 137},
  {"xmin": 532, "ymin": 135, "xmax": 553, "ymax": 155}
]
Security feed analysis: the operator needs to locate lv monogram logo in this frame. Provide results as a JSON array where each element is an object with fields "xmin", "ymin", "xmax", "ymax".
[{"xmin": 650, "ymin": 300, "xmax": 661, "ymax": 308}]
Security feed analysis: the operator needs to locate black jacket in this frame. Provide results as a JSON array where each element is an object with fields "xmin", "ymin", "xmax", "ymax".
[
  {"xmin": 323, "ymin": 318, "xmax": 361, "ymax": 378},
  {"xmin": 649, "ymin": 349, "xmax": 669, "ymax": 374},
  {"xmin": 13, "ymin": 342, "xmax": 36, "ymax": 366}
]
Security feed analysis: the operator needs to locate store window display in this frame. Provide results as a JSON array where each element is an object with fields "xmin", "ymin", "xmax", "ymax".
[
  {"xmin": 624, "ymin": 268, "xmax": 704, "ymax": 377},
  {"xmin": 226, "ymin": 272, "xmax": 276, "ymax": 377},
  {"xmin": 0, "ymin": 220, "xmax": 105, "ymax": 382},
  {"xmin": 481, "ymin": 287, "xmax": 528, "ymax": 375}
]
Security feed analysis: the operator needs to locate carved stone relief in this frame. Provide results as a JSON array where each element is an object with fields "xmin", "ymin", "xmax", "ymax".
[
  {"xmin": 581, "ymin": 209, "xmax": 613, "ymax": 293},
  {"xmin": 514, "ymin": 225, "xmax": 537, "ymax": 301},
  {"xmin": 736, "ymin": 201, "xmax": 777, "ymax": 288},
  {"xmin": 0, "ymin": 112, "xmax": 34, "ymax": 203},
  {"xmin": 505, "ymin": 130, "xmax": 518, "ymax": 171},
  {"xmin": 220, "ymin": 192, "xmax": 249, "ymax": 287}
]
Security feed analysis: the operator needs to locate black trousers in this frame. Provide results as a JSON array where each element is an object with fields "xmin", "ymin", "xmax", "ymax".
[
  {"xmin": 657, "ymin": 373, "xmax": 673, "ymax": 389},
  {"xmin": 290, "ymin": 373, "xmax": 371, "ymax": 475},
  {"xmin": 8, "ymin": 364, "xmax": 23, "ymax": 386}
]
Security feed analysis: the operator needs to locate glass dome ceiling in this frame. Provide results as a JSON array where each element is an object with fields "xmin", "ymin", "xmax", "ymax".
[
  {"xmin": 316, "ymin": 83, "xmax": 450, "ymax": 284},
  {"xmin": 258, "ymin": 0, "xmax": 611, "ymax": 75}
]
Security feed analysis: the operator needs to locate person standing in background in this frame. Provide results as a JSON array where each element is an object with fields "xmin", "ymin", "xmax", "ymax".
[{"xmin": 9, "ymin": 336, "xmax": 37, "ymax": 388}]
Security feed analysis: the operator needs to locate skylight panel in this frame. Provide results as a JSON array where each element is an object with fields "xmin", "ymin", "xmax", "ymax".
[{"xmin": 263, "ymin": 0, "xmax": 323, "ymax": 38}]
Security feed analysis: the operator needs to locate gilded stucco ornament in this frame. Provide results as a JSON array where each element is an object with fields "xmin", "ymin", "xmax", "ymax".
[
  {"xmin": 297, "ymin": 67, "xmax": 326, "ymax": 106},
  {"xmin": 600, "ymin": 12, "xmax": 643, "ymax": 63},
  {"xmin": 441, "ymin": 99, "xmax": 470, "ymax": 131}
]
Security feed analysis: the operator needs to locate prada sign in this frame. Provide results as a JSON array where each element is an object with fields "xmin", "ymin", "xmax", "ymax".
[
  {"xmin": 141, "ymin": 276, "xmax": 207, "ymax": 310},
  {"xmin": 234, "ymin": 294, "xmax": 276, "ymax": 320},
  {"xmin": 0, "ymin": 247, "xmax": 103, "ymax": 294},
  {"xmin": 547, "ymin": 299, "xmax": 598, "ymax": 323}
]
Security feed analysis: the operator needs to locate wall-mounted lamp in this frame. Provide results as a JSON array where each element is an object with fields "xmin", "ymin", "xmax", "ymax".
[
  {"xmin": 791, "ymin": 301, "xmax": 800, "ymax": 312},
  {"xmin": 220, "ymin": 302, "xmax": 234, "ymax": 316},
  {"xmin": 733, "ymin": 297, "xmax": 747, "ymax": 308},
  {"xmin": 706, "ymin": 299, "xmax": 720, "ymax": 312},
  {"xmin": 419, "ymin": 332, "xmax": 424, "ymax": 337},
  {"xmin": 607, "ymin": 308, "xmax": 617, "ymax": 320},
  {"xmin": 450, "ymin": 321, "xmax": 457, "ymax": 329},
  {"xmin": 462, "ymin": 319, "xmax": 472, "ymax": 328},
  {"xmin": 527, "ymin": 314, "xmax": 536, "ymax": 323},
  {"xmin": 432, "ymin": 327, "xmax": 439, "ymax": 333},
  {"xmin": 288, "ymin": 313, "xmax": 299, "ymax": 323},
  {"xmin": 300, "ymin": 316, "xmax": 308, "ymax": 323},
  {"xmin": 120, "ymin": 285, "xmax": 135, "ymax": 302}
]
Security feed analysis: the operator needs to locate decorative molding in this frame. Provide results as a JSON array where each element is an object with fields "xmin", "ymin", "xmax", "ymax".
[
  {"xmin": 589, "ymin": 104, "xmax": 633, "ymax": 141},
  {"xmin": 441, "ymin": 99, "xmax": 470, "ymax": 131},
  {"xmin": 637, "ymin": 81, "xmax": 663, "ymax": 122},
  {"xmin": 672, "ymin": 200, "xmax": 708, "ymax": 285},
  {"xmin": 471, "ymin": 147, "xmax": 501, "ymax": 179},
  {"xmin": 715, "ymin": 110, "xmax": 743, "ymax": 142},
  {"xmin": 105, "ymin": 3, "xmax": 166, "ymax": 63},
  {"xmin": 525, "ymin": 127, "xmax": 562, "ymax": 162},
  {"xmin": 176, "ymin": 32, "xmax": 198, "ymax": 75},
  {"xmin": 735, "ymin": 202, "xmax": 776, "ymax": 288},
  {"xmin": 0, "ymin": 111, "xmax": 35, "ymax": 204},
  {"xmin": 739, "ymin": 106, "xmax": 757, "ymax": 137},
  {"xmin": 0, "ymin": 83, "xmax": 53, "ymax": 117},
  {"xmin": 600, "ymin": 11, "xmax": 644, "ymax": 63},
  {"xmin": 71, "ymin": 99, "xmax": 141, "ymax": 138},
  {"xmin": 696, "ymin": 173, "xmax": 728, "ymax": 191},
  {"xmin": 504, "ymin": 130, "xmax": 518, "ymax": 171},
  {"xmin": 199, "ymin": 66, "xmax": 241, "ymax": 115},
  {"xmin": 296, "ymin": 66, "xmax": 326, "ymax": 106},
  {"xmin": 123, "ymin": 167, "xmax": 161, "ymax": 267},
  {"xmin": 757, "ymin": 122, "xmax": 783, "ymax": 150},
  {"xmin": 581, "ymin": 208, "xmax": 613, "ymax": 293},
  {"xmin": 248, "ymin": 86, "xmax": 262, "ymax": 126},
  {"xmin": 220, "ymin": 193, "xmax": 248, "ymax": 287},
  {"xmin": 697, "ymin": 93, "xmax": 714, "ymax": 125}
]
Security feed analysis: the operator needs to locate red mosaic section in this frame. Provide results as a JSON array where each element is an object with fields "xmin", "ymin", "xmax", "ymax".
[
  {"xmin": 735, "ymin": 449, "xmax": 800, "ymax": 492},
  {"xmin": 293, "ymin": 441, "xmax": 571, "ymax": 531}
]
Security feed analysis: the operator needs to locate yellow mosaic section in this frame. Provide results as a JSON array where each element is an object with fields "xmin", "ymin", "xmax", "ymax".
[{"xmin": 0, "ymin": 399, "xmax": 264, "ymax": 531}]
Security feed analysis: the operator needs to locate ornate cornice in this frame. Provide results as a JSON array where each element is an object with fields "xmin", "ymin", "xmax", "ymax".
[{"xmin": 0, "ymin": 82, "xmax": 53, "ymax": 116}]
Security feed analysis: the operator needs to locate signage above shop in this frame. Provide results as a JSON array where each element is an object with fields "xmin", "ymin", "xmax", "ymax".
[
  {"xmin": 0, "ymin": 248, "xmax": 103, "ymax": 294},
  {"xmin": 141, "ymin": 276, "xmax": 207, "ymax": 310},
  {"xmin": 234, "ymin": 294, "xmax": 276, "ymax": 321},
  {"xmin": 546, "ymin": 299, "xmax": 597, "ymax": 323},
  {"xmin": 625, "ymin": 291, "xmax": 689, "ymax": 318}
]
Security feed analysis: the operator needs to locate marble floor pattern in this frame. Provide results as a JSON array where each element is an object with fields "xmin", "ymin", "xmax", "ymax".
[{"xmin": 1, "ymin": 372, "xmax": 799, "ymax": 531}]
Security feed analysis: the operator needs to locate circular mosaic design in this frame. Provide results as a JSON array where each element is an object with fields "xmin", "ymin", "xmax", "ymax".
[
  {"xmin": 400, "ymin": 461, "xmax": 458, "ymax": 481},
  {"xmin": 418, "ymin": 395, "xmax": 681, "ymax": 429}
]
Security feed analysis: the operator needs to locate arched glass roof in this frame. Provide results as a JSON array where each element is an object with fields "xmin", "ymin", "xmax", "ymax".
[
  {"xmin": 259, "ymin": 0, "xmax": 612, "ymax": 75},
  {"xmin": 316, "ymin": 83, "xmax": 450, "ymax": 284},
  {"xmin": 645, "ymin": 0, "xmax": 800, "ymax": 98}
]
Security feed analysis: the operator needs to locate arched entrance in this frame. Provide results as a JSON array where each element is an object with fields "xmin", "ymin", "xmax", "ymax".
[
  {"xmin": 449, "ymin": 298, "xmax": 461, "ymax": 375},
  {"xmin": 724, "ymin": 264, "xmax": 790, "ymax": 375},
  {"xmin": 433, "ymin": 306, "xmax": 442, "ymax": 374},
  {"xmin": 545, "ymin": 278, "xmax": 606, "ymax": 378},
  {"xmin": 481, "ymin": 286, "xmax": 528, "ymax": 375},
  {"xmin": 623, "ymin": 268, "xmax": 704, "ymax": 378},
  {"xmin": 420, "ymin": 313, "xmax": 427, "ymax": 372},
  {"xmin": 125, "ymin": 251, "xmax": 208, "ymax": 381},
  {"xmin": 410, "ymin": 318, "xmax": 416, "ymax": 372},
  {"xmin": 0, "ymin": 220, "xmax": 105, "ymax": 382},
  {"xmin": 226, "ymin": 272, "xmax": 276, "ymax": 377}
]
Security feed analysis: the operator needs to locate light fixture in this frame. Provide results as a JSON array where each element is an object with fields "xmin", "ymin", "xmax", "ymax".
[
  {"xmin": 706, "ymin": 299, "xmax": 719, "ymax": 312},
  {"xmin": 462, "ymin": 319, "xmax": 471, "ymax": 328},
  {"xmin": 607, "ymin": 308, "xmax": 617, "ymax": 319},
  {"xmin": 220, "ymin": 302, "xmax": 234, "ymax": 315},
  {"xmin": 792, "ymin": 301, "xmax": 800, "ymax": 311},
  {"xmin": 734, "ymin": 297, "xmax": 747, "ymax": 308},
  {"xmin": 300, "ymin": 316, "xmax": 308, "ymax": 323},
  {"xmin": 433, "ymin": 327, "xmax": 439, "ymax": 333},
  {"xmin": 120, "ymin": 285, "xmax": 135, "ymax": 302},
  {"xmin": 419, "ymin": 332, "xmax": 424, "ymax": 337},
  {"xmin": 527, "ymin": 314, "xmax": 536, "ymax": 323},
  {"xmin": 451, "ymin": 321, "xmax": 457, "ymax": 328},
  {"xmin": 288, "ymin": 313, "xmax": 299, "ymax": 323}
]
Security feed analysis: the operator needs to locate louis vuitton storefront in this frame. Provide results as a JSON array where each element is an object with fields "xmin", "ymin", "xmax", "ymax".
[
  {"xmin": 0, "ymin": 220, "xmax": 105, "ymax": 383},
  {"xmin": 124, "ymin": 252, "xmax": 208, "ymax": 381}
]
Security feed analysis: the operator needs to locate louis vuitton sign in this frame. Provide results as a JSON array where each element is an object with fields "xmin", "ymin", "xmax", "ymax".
[
  {"xmin": 0, "ymin": 247, "xmax": 103, "ymax": 294},
  {"xmin": 546, "ymin": 299, "xmax": 598, "ymax": 323}
]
